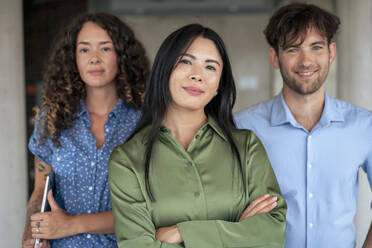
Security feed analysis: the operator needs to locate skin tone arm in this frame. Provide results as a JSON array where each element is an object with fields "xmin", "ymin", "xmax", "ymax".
[
  {"xmin": 155, "ymin": 194, "xmax": 279, "ymax": 244},
  {"xmin": 22, "ymin": 156, "xmax": 52, "ymax": 248},
  {"xmin": 30, "ymin": 193, "xmax": 114, "ymax": 239},
  {"xmin": 25, "ymin": 157, "xmax": 114, "ymax": 242},
  {"xmin": 363, "ymin": 222, "xmax": 372, "ymax": 248}
]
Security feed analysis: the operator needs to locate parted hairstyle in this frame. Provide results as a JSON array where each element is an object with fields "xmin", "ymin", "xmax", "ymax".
[
  {"xmin": 34, "ymin": 12, "xmax": 150, "ymax": 147},
  {"xmin": 264, "ymin": 3, "xmax": 340, "ymax": 53},
  {"xmin": 128, "ymin": 23, "xmax": 243, "ymax": 201}
]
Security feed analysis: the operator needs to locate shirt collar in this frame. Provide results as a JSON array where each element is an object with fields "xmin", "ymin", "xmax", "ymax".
[
  {"xmin": 270, "ymin": 92, "xmax": 297, "ymax": 127},
  {"xmin": 317, "ymin": 92, "xmax": 344, "ymax": 127},
  {"xmin": 205, "ymin": 116, "xmax": 228, "ymax": 142},
  {"xmin": 77, "ymin": 98, "xmax": 124, "ymax": 118},
  {"xmin": 270, "ymin": 90, "xmax": 345, "ymax": 128},
  {"xmin": 159, "ymin": 116, "xmax": 228, "ymax": 142}
]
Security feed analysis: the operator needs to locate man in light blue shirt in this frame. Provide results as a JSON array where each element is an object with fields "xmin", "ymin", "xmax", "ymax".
[{"xmin": 235, "ymin": 3, "xmax": 372, "ymax": 248}]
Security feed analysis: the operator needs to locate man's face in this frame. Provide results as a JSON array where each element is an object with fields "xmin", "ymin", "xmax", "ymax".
[{"xmin": 270, "ymin": 28, "xmax": 336, "ymax": 95}]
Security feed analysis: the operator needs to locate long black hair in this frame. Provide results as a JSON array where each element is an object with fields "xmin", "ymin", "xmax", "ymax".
[{"xmin": 129, "ymin": 23, "xmax": 242, "ymax": 201}]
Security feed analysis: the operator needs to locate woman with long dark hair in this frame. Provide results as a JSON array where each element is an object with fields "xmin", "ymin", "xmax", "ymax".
[
  {"xmin": 109, "ymin": 24, "xmax": 286, "ymax": 247},
  {"xmin": 22, "ymin": 13, "xmax": 149, "ymax": 248}
]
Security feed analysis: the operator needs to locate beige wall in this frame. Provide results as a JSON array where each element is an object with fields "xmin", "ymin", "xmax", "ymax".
[{"xmin": 0, "ymin": 0, "xmax": 27, "ymax": 247}]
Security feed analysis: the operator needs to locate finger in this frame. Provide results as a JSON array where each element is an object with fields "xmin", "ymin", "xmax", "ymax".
[
  {"xmin": 240, "ymin": 196, "xmax": 278, "ymax": 220},
  {"xmin": 47, "ymin": 190, "xmax": 60, "ymax": 211},
  {"xmin": 31, "ymin": 221, "xmax": 41, "ymax": 228},
  {"xmin": 255, "ymin": 201, "xmax": 278, "ymax": 215},
  {"xmin": 241, "ymin": 194, "xmax": 270, "ymax": 217},
  {"xmin": 32, "ymin": 233, "xmax": 49, "ymax": 240},
  {"xmin": 249, "ymin": 196, "xmax": 278, "ymax": 215},
  {"xmin": 23, "ymin": 238, "xmax": 35, "ymax": 248},
  {"xmin": 30, "ymin": 213, "xmax": 45, "ymax": 221}
]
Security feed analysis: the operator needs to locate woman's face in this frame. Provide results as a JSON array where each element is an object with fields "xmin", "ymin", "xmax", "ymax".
[
  {"xmin": 168, "ymin": 37, "xmax": 223, "ymax": 113},
  {"xmin": 76, "ymin": 22, "xmax": 118, "ymax": 90}
]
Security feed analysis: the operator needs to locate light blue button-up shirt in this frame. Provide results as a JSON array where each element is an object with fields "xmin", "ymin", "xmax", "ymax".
[{"xmin": 234, "ymin": 91, "xmax": 372, "ymax": 248}]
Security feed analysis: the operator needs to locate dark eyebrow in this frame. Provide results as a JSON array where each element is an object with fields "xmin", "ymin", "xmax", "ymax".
[
  {"xmin": 77, "ymin": 41, "xmax": 113, "ymax": 45},
  {"xmin": 311, "ymin": 41, "xmax": 326, "ymax": 46},
  {"xmin": 179, "ymin": 53, "xmax": 196, "ymax": 60},
  {"xmin": 179, "ymin": 53, "xmax": 221, "ymax": 66},
  {"xmin": 206, "ymin": 59, "xmax": 220, "ymax": 66}
]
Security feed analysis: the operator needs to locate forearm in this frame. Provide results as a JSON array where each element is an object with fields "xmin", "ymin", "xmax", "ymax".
[
  {"xmin": 72, "ymin": 210, "xmax": 115, "ymax": 235},
  {"xmin": 23, "ymin": 191, "xmax": 43, "ymax": 241},
  {"xmin": 363, "ymin": 221, "xmax": 372, "ymax": 248},
  {"xmin": 177, "ymin": 210, "xmax": 286, "ymax": 248}
]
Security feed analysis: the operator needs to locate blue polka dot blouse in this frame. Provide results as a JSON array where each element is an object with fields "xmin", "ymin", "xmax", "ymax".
[{"xmin": 28, "ymin": 98, "xmax": 140, "ymax": 248}]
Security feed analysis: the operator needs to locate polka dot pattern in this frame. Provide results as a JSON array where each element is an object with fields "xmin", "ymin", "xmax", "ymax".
[{"xmin": 29, "ymin": 98, "xmax": 140, "ymax": 248}]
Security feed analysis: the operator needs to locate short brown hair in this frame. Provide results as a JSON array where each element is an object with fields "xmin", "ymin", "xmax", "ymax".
[{"xmin": 264, "ymin": 3, "xmax": 340, "ymax": 53}]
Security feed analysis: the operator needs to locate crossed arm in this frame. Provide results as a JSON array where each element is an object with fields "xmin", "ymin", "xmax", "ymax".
[{"xmin": 155, "ymin": 194, "xmax": 279, "ymax": 244}]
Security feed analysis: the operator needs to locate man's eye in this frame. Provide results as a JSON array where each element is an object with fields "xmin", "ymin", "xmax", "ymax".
[
  {"xmin": 287, "ymin": 48, "xmax": 297, "ymax": 53},
  {"xmin": 313, "ymin": 46, "xmax": 323, "ymax": 50}
]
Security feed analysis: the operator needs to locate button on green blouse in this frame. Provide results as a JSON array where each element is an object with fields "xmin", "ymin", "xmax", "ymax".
[{"xmin": 109, "ymin": 118, "xmax": 287, "ymax": 248}]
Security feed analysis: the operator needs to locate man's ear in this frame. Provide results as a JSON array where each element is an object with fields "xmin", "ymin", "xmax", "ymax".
[
  {"xmin": 329, "ymin": 42, "xmax": 337, "ymax": 65},
  {"xmin": 269, "ymin": 48, "xmax": 280, "ymax": 69}
]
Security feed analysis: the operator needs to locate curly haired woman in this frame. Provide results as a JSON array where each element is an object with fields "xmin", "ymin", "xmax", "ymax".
[{"xmin": 22, "ymin": 13, "xmax": 149, "ymax": 248}]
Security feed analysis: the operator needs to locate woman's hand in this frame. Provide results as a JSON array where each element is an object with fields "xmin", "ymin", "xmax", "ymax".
[
  {"xmin": 31, "ymin": 191, "xmax": 75, "ymax": 240},
  {"xmin": 23, "ymin": 235, "xmax": 49, "ymax": 248},
  {"xmin": 155, "ymin": 225, "xmax": 183, "ymax": 244},
  {"xmin": 239, "ymin": 194, "xmax": 278, "ymax": 221}
]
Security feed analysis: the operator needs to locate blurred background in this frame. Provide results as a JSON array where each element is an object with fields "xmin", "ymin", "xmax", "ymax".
[{"xmin": 1, "ymin": 0, "xmax": 371, "ymax": 246}]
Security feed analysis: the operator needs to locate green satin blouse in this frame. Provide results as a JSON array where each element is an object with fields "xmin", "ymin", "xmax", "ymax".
[{"xmin": 109, "ymin": 118, "xmax": 287, "ymax": 248}]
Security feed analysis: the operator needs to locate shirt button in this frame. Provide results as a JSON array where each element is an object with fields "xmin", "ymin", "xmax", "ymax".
[
  {"xmin": 308, "ymin": 135, "xmax": 312, "ymax": 139},
  {"xmin": 309, "ymin": 193, "xmax": 313, "ymax": 198},
  {"xmin": 309, "ymin": 223, "xmax": 313, "ymax": 228},
  {"xmin": 194, "ymin": 192, "xmax": 200, "ymax": 197},
  {"xmin": 87, "ymin": 234, "xmax": 91, "ymax": 238},
  {"xmin": 91, "ymin": 162, "xmax": 95, "ymax": 166},
  {"xmin": 89, "ymin": 186, "xmax": 93, "ymax": 191},
  {"xmin": 308, "ymin": 163, "xmax": 312, "ymax": 168}
]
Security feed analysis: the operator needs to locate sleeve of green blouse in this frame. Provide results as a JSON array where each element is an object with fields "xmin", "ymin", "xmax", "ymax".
[
  {"xmin": 176, "ymin": 132, "xmax": 287, "ymax": 248},
  {"xmin": 109, "ymin": 147, "xmax": 184, "ymax": 248}
]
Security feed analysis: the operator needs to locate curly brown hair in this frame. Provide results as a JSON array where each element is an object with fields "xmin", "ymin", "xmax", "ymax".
[{"xmin": 34, "ymin": 12, "xmax": 150, "ymax": 147}]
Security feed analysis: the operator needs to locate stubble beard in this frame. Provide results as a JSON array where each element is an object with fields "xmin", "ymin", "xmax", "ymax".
[{"xmin": 279, "ymin": 63, "xmax": 328, "ymax": 96}]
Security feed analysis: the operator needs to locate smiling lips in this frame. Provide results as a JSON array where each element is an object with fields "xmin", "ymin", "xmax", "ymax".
[
  {"xmin": 296, "ymin": 70, "xmax": 318, "ymax": 79},
  {"xmin": 183, "ymin": 86, "xmax": 204, "ymax": 95}
]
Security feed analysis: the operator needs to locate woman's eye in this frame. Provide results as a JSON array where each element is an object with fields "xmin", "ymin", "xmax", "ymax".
[
  {"xmin": 102, "ymin": 47, "xmax": 112, "ymax": 52},
  {"xmin": 79, "ymin": 48, "xmax": 89, "ymax": 53},
  {"xmin": 206, "ymin": 65, "xmax": 216, "ymax": 71},
  {"xmin": 179, "ymin": 59, "xmax": 191, "ymax": 65}
]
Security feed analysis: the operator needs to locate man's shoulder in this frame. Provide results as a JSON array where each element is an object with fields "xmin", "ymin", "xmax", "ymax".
[
  {"xmin": 330, "ymin": 97, "xmax": 372, "ymax": 120},
  {"xmin": 234, "ymin": 98, "xmax": 275, "ymax": 128}
]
